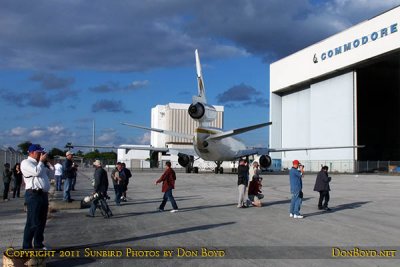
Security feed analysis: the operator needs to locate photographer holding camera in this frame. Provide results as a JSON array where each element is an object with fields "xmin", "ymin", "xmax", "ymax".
[
  {"xmin": 20, "ymin": 144, "xmax": 50, "ymax": 249},
  {"xmin": 289, "ymin": 160, "xmax": 304, "ymax": 219},
  {"xmin": 87, "ymin": 160, "xmax": 109, "ymax": 217}
]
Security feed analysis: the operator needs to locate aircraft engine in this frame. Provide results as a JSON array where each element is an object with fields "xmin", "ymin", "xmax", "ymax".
[
  {"xmin": 178, "ymin": 154, "xmax": 190, "ymax": 167},
  {"xmin": 188, "ymin": 102, "xmax": 217, "ymax": 122},
  {"xmin": 259, "ymin": 155, "xmax": 272, "ymax": 169}
]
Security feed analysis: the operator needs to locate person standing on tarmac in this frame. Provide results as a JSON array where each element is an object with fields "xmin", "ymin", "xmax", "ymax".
[
  {"xmin": 63, "ymin": 151, "xmax": 75, "ymax": 202},
  {"xmin": 111, "ymin": 162, "xmax": 125, "ymax": 206},
  {"xmin": 237, "ymin": 159, "xmax": 249, "ymax": 208},
  {"xmin": 155, "ymin": 161, "xmax": 178, "ymax": 213},
  {"xmin": 20, "ymin": 144, "xmax": 50, "ymax": 249},
  {"xmin": 289, "ymin": 160, "xmax": 304, "ymax": 219},
  {"xmin": 87, "ymin": 160, "xmax": 109, "ymax": 217},
  {"xmin": 2, "ymin": 163, "xmax": 12, "ymax": 201},
  {"xmin": 313, "ymin": 166, "xmax": 331, "ymax": 211},
  {"xmin": 121, "ymin": 162, "xmax": 132, "ymax": 202}
]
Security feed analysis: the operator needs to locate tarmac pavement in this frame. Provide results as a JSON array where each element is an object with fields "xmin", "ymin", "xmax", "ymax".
[{"xmin": 1, "ymin": 168, "xmax": 399, "ymax": 267}]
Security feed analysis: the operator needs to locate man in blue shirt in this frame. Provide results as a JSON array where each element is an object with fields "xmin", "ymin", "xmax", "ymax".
[{"xmin": 289, "ymin": 159, "xmax": 304, "ymax": 219}]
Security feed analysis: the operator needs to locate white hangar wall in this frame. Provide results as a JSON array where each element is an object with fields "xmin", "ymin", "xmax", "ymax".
[
  {"xmin": 278, "ymin": 72, "xmax": 356, "ymax": 162},
  {"xmin": 270, "ymin": 6, "xmax": 400, "ymax": 172},
  {"xmin": 270, "ymin": 7, "xmax": 399, "ymax": 91}
]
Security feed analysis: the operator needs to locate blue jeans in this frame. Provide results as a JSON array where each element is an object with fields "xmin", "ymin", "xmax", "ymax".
[
  {"xmin": 159, "ymin": 189, "xmax": 178, "ymax": 210},
  {"xmin": 3, "ymin": 182, "xmax": 10, "ymax": 200},
  {"xmin": 114, "ymin": 184, "xmax": 123, "ymax": 205},
  {"xmin": 55, "ymin": 175, "xmax": 62, "ymax": 191},
  {"xmin": 63, "ymin": 178, "xmax": 72, "ymax": 201},
  {"xmin": 89, "ymin": 198, "xmax": 99, "ymax": 216},
  {"xmin": 23, "ymin": 190, "xmax": 48, "ymax": 249},
  {"xmin": 13, "ymin": 180, "xmax": 22, "ymax": 198},
  {"xmin": 290, "ymin": 191, "xmax": 302, "ymax": 215},
  {"xmin": 71, "ymin": 177, "xmax": 76, "ymax": 190}
]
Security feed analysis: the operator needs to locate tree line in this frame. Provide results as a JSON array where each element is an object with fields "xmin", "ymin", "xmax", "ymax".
[{"xmin": 17, "ymin": 141, "xmax": 117, "ymax": 161}]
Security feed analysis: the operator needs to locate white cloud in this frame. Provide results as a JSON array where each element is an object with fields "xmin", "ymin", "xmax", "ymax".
[
  {"xmin": 10, "ymin": 127, "xmax": 27, "ymax": 136},
  {"xmin": 97, "ymin": 133, "xmax": 116, "ymax": 143},
  {"xmin": 48, "ymin": 126, "xmax": 65, "ymax": 135},
  {"xmin": 130, "ymin": 80, "xmax": 149, "ymax": 88},
  {"xmin": 30, "ymin": 129, "xmax": 46, "ymax": 138},
  {"xmin": 138, "ymin": 132, "xmax": 151, "ymax": 145}
]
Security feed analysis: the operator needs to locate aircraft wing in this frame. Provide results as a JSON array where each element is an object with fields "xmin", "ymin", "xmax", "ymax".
[
  {"xmin": 119, "ymin": 145, "xmax": 197, "ymax": 157},
  {"xmin": 65, "ymin": 143, "xmax": 169, "ymax": 152},
  {"xmin": 169, "ymin": 148, "xmax": 198, "ymax": 157},
  {"xmin": 65, "ymin": 143, "xmax": 120, "ymax": 150},
  {"xmin": 205, "ymin": 122, "xmax": 272, "ymax": 141},
  {"xmin": 121, "ymin": 122, "xmax": 194, "ymax": 140},
  {"xmin": 234, "ymin": 147, "xmax": 271, "ymax": 159},
  {"xmin": 233, "ymin": 145, "xmax": 363, "ymax": 159},
  {"xmin": 269, "ymin": 145, "xmax": 364, "ymax": 153},
  {"xmin": 119, "ymin": 145, "xmax": 169, "ymax": 152}
]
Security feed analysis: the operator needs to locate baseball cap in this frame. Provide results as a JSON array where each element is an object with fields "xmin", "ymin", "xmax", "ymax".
[
  {"xmin": 66, "ymin": 151, "xmax": 74, "ymax": 156},
  {"xmin": 28, "ymin": 144, "xmax": 45, "ymax": 153},
  {"xmin": 293, "ymin": 159, "xmax": 301, "ymax": 165}
]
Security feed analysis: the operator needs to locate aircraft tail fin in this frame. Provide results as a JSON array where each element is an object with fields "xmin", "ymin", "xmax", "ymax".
[{"xmin": 194, "ymin": 49, "xmax": 207, "ymax": 104}]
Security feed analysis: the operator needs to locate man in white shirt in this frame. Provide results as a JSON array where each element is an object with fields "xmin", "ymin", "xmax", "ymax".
[
  {"xmin": 54, "ymin": 160, "xmax": 63, "ymax": 191},
  {"xmin": 20, "ymin": 144, "xmax": 50, "ymax": 249}
]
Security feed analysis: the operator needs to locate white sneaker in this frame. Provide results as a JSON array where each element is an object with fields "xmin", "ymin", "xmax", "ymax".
[
  {"xmin": 289, "ymin": 213, "xmax": 294, "ymax": 218},
  {"xmin": 170, "ymin": 209, "xmax": 179, "ymax": 213},
  {"xmin": 294, "ymin": 214, "xmax": 304, "ymax": 219}
]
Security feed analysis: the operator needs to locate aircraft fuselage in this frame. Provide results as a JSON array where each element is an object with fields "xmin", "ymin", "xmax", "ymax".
[{"xmin": 194, "ymin": 127, "xmax": 246, "ymax": 161}]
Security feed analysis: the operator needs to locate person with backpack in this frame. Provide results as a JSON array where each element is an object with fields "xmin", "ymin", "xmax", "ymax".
[{"xmin": 154, "ymin": 161, "xmax": 178, "ymax": 213}]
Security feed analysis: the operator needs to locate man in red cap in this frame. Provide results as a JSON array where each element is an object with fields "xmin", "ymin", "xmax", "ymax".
[{"xmin": 289, "ymin": 159, "xmax": 304, "ymax": 219}]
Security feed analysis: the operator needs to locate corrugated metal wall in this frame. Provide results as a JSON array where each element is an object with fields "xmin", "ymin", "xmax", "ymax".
[{"xmin": 165, "ymin": 106, "xmax": 223, "ymax": 144}]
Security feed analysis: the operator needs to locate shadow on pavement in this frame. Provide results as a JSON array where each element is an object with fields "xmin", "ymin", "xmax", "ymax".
[
  {"xmin": 57, "ymin": 221, "xmax": 235, "ymax": 250},
  {"xmin": 305, "ymin": 201, "xmax": 371, "ymax": 217},
  {"xmin": 178, "ymin": 203, "xmax": 237, "ymax": 212}
]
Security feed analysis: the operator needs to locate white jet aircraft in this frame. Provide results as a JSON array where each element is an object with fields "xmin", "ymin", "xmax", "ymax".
[
  {"xmin": 67, "ymin": 49, "xmax": 361, "ymax": 173},
  {"xmin": 119, "ymin": 50, "xmax": 360, "ymax": 173}
]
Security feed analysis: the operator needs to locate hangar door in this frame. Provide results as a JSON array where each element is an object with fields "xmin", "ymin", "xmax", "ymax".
[
  {"xmin": 281, "ymin": 72, "xmax": 356, "ymax": 161},
  {"xmin": 357, "ymin": 51, "xmax": 400, "ymax": 161}
]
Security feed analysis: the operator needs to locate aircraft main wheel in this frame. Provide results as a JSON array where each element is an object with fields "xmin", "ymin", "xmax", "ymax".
[
  {"xmin": 214, "ymin": 167, "xmax": 219, "ymax": 174},
  {"xmin": 193, "ymin": 167, "xmax": 199, "ymax": 173},
  {"xmin": 185, "ymin": 166, "xmax": 192, "ymax": 173},
  {"xmin": 219, "ymin": 167, "xmax": 224, "ymax": 174}
]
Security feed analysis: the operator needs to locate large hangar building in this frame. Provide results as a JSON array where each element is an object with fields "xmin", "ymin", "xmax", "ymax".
[{"xmin": 270, "ymin": 6, "xmax": 400, "ymax": 172}]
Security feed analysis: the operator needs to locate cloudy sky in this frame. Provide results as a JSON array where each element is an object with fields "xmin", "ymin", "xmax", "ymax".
[{"xmin": 0, "ymin": 0, "xmax": 399, "ymax": 152}]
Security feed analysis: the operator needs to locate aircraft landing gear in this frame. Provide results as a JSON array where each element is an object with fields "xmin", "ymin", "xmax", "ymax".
[
  {"xmin": 182, "ymin": 155, "xmax": 195, "ymax": 173},
  {"xmin": 214, "ymin": 161, "xmax": 223, "ymax": 174}
]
